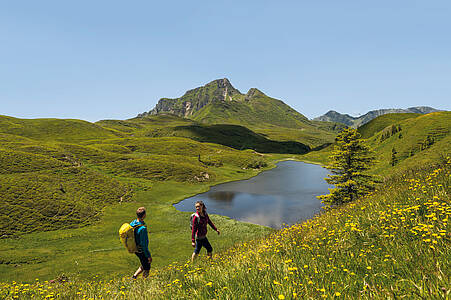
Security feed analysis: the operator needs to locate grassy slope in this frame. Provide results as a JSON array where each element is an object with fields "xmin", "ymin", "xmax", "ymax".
[
  {"xmin": 98, "ymin": 115, "xmax": 312, "ymax": 153},
  {"xmin": 0, "ymin": 115, "xmax": 121, "ymax": 142},
  {"xmin": 366, "ymin": 112, "xmax": 450, "ymax": 174},
  {"xmin": 357, "ymin": 113, "xmax": 421, "ymax": 139},
  {"xmin": 302, "ymin": 112, "xmax": 451, "ymax": 173},
  {"xmin": 192, "ymin": 97, "xmax": 337, "ymax": 148},
  {"xmin": 3, "ymin": 154, "xmax": 449, "ymax": 299}
]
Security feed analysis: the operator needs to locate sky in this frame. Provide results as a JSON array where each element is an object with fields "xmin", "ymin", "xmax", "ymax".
[{"xmin": 1, "ymin": 1, "xmax": 450, "ymax": 122}]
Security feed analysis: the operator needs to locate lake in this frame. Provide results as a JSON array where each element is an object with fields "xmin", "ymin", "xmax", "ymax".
[{"xmin": 174, "ymin": 160, "xmax": 332, "ymax": 229}]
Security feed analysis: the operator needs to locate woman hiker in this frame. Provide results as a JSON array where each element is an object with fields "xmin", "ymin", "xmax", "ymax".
[{"xmin": 191, "ymin": 200, "xmax": 220, "ymax": 262}]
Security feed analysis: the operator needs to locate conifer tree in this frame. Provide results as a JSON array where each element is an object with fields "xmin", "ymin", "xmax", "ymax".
[
  {"xmin": 318, "ymin": 128, "xmax": 377, "ymax": 206},
  {"xmin": 391, "ymin": 147, "xmax": 397, "ymax": 166}
]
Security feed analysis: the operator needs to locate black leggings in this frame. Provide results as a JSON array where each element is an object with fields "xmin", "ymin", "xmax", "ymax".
[
  {"xmin": 135, "ymin": 252, "xmax": 151, "ymax": 270},
  {"xmin": 194, "ymin": 237, "xmax": 213, "ymax": 254}
]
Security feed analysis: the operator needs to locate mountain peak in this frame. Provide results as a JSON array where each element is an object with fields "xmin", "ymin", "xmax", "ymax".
[
  {"xmin": 139, "ymin": 78, "xmax": 242, "ymax": 118},
  {"xmin": 246, "ymin": 88, "xmax": 266, "ymax": 98},
  {"xmin": 209, "ymin": 78, "xmax": 233, "ymax": 88},
  {"xmin": 137, "ymin": 79, "xmax": 311, "ymax": 130}
]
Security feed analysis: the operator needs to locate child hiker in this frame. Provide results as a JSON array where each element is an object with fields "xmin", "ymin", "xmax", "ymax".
[
  {"xmin": 130, "ymin": 207, "xmax": 152, "ymax": 279},
  {"xmin": 191, "ymin": 200, "xmax": 220, "ymax": 262}
]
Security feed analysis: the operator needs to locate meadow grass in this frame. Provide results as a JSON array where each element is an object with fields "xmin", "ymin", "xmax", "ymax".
[{"xmin": 2, "ymin": 158, "xmax": 448, "ymax": 299}]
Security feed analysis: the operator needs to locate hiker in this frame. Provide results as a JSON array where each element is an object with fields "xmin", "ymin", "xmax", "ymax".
[
  {"xmin": 191, "ymin": 201, "xmax": 220, "ymax": 262},
  {"xmin": 130, "ymin": 207, "xmax": 152, "ymax": 279}
]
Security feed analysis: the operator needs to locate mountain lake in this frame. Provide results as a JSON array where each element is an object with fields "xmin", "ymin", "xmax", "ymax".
[{"xmin": 174, "ymin": 160, "xmax": 332, "ymax": 229}]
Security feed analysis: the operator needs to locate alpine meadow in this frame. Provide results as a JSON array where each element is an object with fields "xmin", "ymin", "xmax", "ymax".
[{"xmin": 0, "ymin": 75, "xmax": 449, "ymax": 299}]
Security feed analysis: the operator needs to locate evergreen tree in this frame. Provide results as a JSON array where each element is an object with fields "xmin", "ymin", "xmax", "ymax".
[
  {"xmin": 318, "ymin": 128, "xmax": 377, "ymax": 206},
  {"xmin": 391, "ymin": 147, "xmax": 397, "ymax": 166}
]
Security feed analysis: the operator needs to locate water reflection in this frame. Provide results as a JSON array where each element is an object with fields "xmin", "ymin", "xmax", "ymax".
[
  {"xmin": 174, "ymin": 161, "xmax": 332, "ymax": 229},
  {"xmin": 208, "ymin": 191, "xmax": 236, "ymax": 203}
]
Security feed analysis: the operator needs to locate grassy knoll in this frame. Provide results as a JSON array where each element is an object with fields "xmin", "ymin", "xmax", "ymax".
[
  {"xmin": 2, "ymin": 156, "xmax": 448, "ymax": 299},
  {"xmin": 365, "ymin": 112, "xmax": 450, "ymax": 174},
  {"xmin": 357, "ymin": 113, "xmax": 421, "ymax": 139},
  {"xmin": 0, "ymin": 115, "xmax": 121, "ymax": 142}
]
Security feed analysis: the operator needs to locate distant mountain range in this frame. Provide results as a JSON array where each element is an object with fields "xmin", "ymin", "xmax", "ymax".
[{"xmin": 313, "ymin": 107, "xmax": 442, "ymax": 128}]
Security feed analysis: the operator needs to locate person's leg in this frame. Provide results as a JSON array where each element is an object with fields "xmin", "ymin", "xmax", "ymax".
[
  {"xmin": 204, "ymin": 238, "xmax": 213, "ymax": 259},
  {"xmin": 133, "ymin": 266, "xmax": 143, "ymax": 278},
  {"xmin": 192, "ymin": 239, "xmax": 202, "ymax": 262},
  {"xmin": 133, "ymin": 252, "xmax": 148, "ymax": 278},
  {"xmin": 141, "ymin": 256, "xmax": 151, "ymax": 279}
]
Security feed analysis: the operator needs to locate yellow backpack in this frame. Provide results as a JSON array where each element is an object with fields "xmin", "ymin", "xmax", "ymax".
[{"xmin": 119, "ymin": 223, "xmax": 142, "ymax": 253}]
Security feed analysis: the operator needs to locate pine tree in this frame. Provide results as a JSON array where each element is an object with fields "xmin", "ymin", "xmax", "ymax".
[
  {"xmin": 318, "ymin": 128, "xmax": 377, "ymax": 206},
  {"xmin": 391, "ymin": 147, "xmax": 397, "ymax": 166}
]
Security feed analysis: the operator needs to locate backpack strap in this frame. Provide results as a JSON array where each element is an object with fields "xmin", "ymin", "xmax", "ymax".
[
  {"xmin": 133, "ymin": 224, "xmax": 144, "ymax": 239},
  {"xmin": 194, "ymin": 213, "xmax": 200, "ymax": 225}
]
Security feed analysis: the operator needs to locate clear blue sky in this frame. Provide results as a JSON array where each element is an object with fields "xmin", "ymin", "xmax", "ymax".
[{"xmin": 1, "ymin": 1, "xmax": 450, "ymax": 122}]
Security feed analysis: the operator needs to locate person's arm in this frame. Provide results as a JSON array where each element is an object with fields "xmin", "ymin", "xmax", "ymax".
[
  {"xmin": 191, "ymin": 215, "xmax": 198, "ymax": 244},
  {"xmin": 207, "ymin": 216, "xmax": 220, "ymax": 235},
  {"xmin": 140, "ymin": 227, "xmax": 152, "ymax": 259}
]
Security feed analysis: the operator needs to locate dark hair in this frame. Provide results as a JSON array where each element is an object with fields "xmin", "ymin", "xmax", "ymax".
[
  {"xmin": 195, "ymin": 201, "xmax": 206, "ymax": 214},
  {"xmin": 136, "ymin": 207, "xmax": 146, "ymax": 219}
]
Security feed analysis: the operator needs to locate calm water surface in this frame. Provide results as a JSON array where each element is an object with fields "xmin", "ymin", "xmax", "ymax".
[{"xmin": 174, "ymin": 161, "xmax": 331, "ymax": 229}]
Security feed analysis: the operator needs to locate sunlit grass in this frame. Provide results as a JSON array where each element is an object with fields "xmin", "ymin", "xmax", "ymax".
[{"xmin": 2, "ymin": 159, "xmax": 448, "ymax": 299}]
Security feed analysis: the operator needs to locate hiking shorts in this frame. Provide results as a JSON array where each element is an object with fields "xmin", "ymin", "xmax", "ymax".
[
  {"xmin": 135, "ymin": 252, "xmax": 151, "ymax": 271},
  {"xmin": 194, "ymin": 237, "xmax": 213, "ymax": 254}
]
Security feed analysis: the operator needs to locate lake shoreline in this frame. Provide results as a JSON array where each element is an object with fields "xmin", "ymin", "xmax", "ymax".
[{"xmin": 174, "ymin": 159, "xmax": 330, "ymax": 229}]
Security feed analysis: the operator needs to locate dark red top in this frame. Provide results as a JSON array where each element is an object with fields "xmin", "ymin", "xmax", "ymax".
[{"xmin": 191, "ymin": 213, "xmax": 217, "ymax": 242}]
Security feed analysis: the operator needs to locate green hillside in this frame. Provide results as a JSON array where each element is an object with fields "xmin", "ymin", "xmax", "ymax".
[
  {"xmin": 0, "ymin": 129, "xmax": 268, "ymax": 238},
  {"xmin": 365, "ymin": 111, "xmax": 450, "ymax": 174},
  {"xmin": 97, "ymin": 115, "xmax": 312, "ymax": 153},
  {"xmin": 0, "ymin": 115, "xmax": 121, "ymax": 142},
  {"xmin": 357, "ymin": 113, "xmax": 421, "ymax": 139},
  {"xmin": 192, "ymin": 88, "xmax": 309, "ymax": 128},
  {"xmin": 304, "ymin": 111, "xmax": 451, "ymax": 173},
  {"xmin": 0, "ymin": 166, "xmax": 131, "ymax": 237}
]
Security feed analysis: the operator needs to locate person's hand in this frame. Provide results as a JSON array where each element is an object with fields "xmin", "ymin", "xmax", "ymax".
[
  {"xmin": 217, "ymin": 229, "xmax": 220, "ymax": 235},
  {"xmin": 148, "ymin": 257, "xmax": 152, "ymax": 264},
  {"xmin": 191, "ymin": 242, "xmax": 195, "ymax": 247}
]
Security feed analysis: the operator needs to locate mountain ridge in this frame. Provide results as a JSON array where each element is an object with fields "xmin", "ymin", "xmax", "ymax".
[
  {"xmin": 137, "ymin": 78, "xmax": 344, "ymax": 148},
  {"xmin": 314, "ymin": 106, "xmax": 442, "ymax": 128},
  {"xmin": 138, "ymin": 78, "xmax": 310, "ymax": 127}
]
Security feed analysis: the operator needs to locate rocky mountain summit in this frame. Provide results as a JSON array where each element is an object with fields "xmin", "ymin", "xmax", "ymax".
[
  {"xmin": 139, "ymin": 78, "xmax": 242, "ymax": 118},
  {"xmin": 138, "ymin": 78, "xmax": 310, "ymax": 128},
  {"xmin": 314, "ymin": 106, "xmax": 441, "ymax": 128}
]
